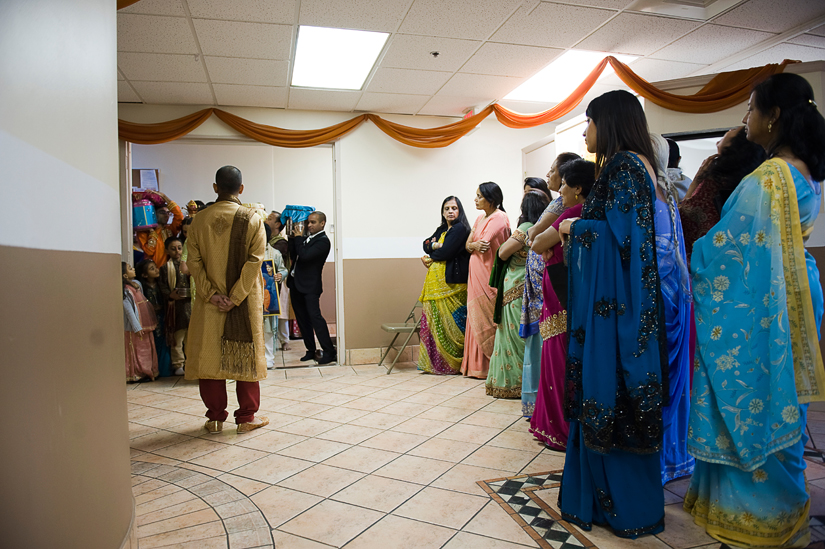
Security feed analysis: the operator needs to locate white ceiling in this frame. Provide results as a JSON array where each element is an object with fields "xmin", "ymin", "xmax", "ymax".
[{"xmin": 117, "ymin": 0, "xmax": 825, "ymax": 118}]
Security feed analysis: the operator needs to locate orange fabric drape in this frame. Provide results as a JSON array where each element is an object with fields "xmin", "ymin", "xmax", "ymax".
[
  {"xmin": 118, "ymin": 58, "xmax": 794, "ymax": 148},
  {"xmin": 117, "ymin": 0, "xmax": 142, "ymax": 10}
]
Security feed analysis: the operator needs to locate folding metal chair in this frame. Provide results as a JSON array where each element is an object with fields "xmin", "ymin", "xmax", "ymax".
[{"xmin": 378, "ymin": 301, "xmax": 422, "ymax": 374}]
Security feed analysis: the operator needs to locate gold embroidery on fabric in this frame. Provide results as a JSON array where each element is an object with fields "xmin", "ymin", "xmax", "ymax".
[
  {"xmin": 511, "ymin": 229, "xmax": 528, "ymax": 245},
  {"xmin": 540, "ymin": 311, "xmax": 567, "ymax": 341},
  {"xmin": 502, "ymin": 283, "xmax": 525, "ymax": 306},
  {"xmin": 212, "ymin": 216, "xmax": 231, "ymax": 236}
]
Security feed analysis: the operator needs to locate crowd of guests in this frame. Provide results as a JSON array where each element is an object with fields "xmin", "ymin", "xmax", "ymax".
[{"xmin": 417, "ymin": 73, "xmax": 825, "ymax": 547}]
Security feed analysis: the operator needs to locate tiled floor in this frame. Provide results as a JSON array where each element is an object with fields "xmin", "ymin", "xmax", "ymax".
[{"xmin": 128, "ymin": 359, "xmax": 825, "ymax": 549}]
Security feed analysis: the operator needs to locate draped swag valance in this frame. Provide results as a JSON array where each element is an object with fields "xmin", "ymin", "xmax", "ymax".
[{"xmin": 118, "ymin": 53, "xmax": 794, "ymax": 148}]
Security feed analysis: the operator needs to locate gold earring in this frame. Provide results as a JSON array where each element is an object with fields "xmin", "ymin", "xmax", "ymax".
[{"xmin": 768, "ymin": 121, "xmax": 772, "ymax": 133}]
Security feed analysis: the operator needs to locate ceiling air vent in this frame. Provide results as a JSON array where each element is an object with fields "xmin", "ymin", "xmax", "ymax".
[{"xmin": 625, "ymin": 0, "xmax": 747, "ymax": 20}]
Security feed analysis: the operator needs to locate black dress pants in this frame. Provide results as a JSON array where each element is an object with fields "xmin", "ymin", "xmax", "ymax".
[{"xmin": 291, "ymin": 289, "xmax": 334, "ymax": 355}]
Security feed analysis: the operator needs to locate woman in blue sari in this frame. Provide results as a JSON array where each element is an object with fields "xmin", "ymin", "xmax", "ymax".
[
  {"xmin": 557, "ymin": 90, "xmax": 669, "ymax": 537},
  {"xmin": 685, "ymin": 73, "xmax": 825, "ymax": 548}
]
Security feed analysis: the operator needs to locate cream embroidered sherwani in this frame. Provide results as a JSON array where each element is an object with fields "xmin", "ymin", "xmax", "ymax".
[{"xmin": 185, "ymin": 201, "xmax": 267, "ymax": 381}]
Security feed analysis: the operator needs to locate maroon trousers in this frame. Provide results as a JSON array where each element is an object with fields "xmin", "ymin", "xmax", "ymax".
[{"xmin": 198, "ymin": 379, "xmax": 260, "ymax": 424}]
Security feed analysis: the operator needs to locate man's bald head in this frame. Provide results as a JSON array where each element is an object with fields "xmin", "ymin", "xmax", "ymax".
[
  {"xmin": 215, "ymin": 165, "xmax": 242, "ymax": 194},
  {"xmin": 306, "ymin": 211, "xmax": 326, "ymax": 235}
]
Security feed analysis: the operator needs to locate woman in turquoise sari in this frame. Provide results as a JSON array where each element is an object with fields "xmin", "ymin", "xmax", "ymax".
[
  {"xmin": 557, "ymin": 90, "xmax": 668, "ymax": 538},
  {"xmin": 685, "ymin": 73, "xmax": 825, "ymax": 548}
]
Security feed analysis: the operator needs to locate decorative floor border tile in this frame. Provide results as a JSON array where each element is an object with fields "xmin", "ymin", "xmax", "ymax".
[{"xmin": 478, "ymin": 470, "xmax": 594, "ymax": 549}]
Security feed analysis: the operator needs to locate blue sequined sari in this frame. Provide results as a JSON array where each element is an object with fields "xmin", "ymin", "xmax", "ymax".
[
  {"xmin": 685, "ymin": 159, "xmax": 825, "ymax": 548},
  {"xmin": 560, "ymin": 152, "xmax": 668, "ymax": 537}
]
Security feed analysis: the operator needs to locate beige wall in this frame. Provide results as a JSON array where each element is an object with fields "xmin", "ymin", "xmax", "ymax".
[{"xmin": 0, "ymin": 1, "xmax": 134, "ymax": 547}]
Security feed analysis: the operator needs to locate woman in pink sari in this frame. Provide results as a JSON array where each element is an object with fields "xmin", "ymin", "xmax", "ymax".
[
  {"xmin": 529, "ymin": 159, "xmax": 596, "ymax": 449},
  {"xmin": 461, "ymin": 182, "xmax": 510, "ymax": 378}
]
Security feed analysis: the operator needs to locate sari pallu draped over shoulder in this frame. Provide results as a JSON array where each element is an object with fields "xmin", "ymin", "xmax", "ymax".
[
  {"xmin": 688, "ymin": 158, "xmax": 825, "ymax": 472},
  {"xmin": 565, "ymin": 151, "xmax": 669, "ymax": 455}
]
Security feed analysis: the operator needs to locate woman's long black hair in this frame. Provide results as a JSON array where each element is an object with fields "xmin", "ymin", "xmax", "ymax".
[
  {"xmin": 438, "ymin": 195, "xmax": 471, "ymax": 231},
  {"xmin": 523, "ymin": 177, "xmax": 550, "ymax": 197},
  {"xmin": 518, "ymin": 191, "xmax": 550, "ymax": 226},
  {"xmin": 478, "ymin": 182, "xmax": 505, "ymax": 212},
  {"xmin": 585, "ymin": 90, "xmax": 655, "ymax": 177},
  {"xmin": 704, "ymin": 127, "xmax": 766, "ymax": 205},
  {"xmin": 751, "ymin": 73, "xmax": 825, "ymax": 181}
]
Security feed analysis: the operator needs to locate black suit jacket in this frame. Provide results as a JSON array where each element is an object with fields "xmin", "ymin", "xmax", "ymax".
[
  {"xmin": 287, "ymin": 231, "xmax": 331, "ymax": 295},
  {"xmin": 423, "ymin": 224, "xmax": 470, "ymax": 284}
]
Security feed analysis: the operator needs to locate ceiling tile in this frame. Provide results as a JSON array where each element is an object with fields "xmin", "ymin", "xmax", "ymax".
[
  {"xmin": 118, "ymin": 82, "xmax": 141, "ymax": 103},
  {"xmin": 193, "ymin": 20, "xmax": 293, "ymax": 60},
  {"xmin": 810, "ymin": 24, "xmax": 825, "ymax": 37},
  {"xmin": 188, "ymin": 0, "xmax": 296, "ymax": 24},
  {"xmin": 213, "ymin": 84, "xmax": 288, "ymax": 108},
  {"xmin": 399, "ymin": 0, "xmax": 523, "ymax": 40},
  {"xmin": 119, "ymin": 0, "xmax": 186, "ymax": 17},
  {"xmin": 287, "ymin": 89, "xmax": 361, "ymax": 111},
  {"xmin": 788, "ymin": 34, "xmax": 825, "ymax": 49},
  {"xmin": 205, "ymin": 57, "xmax": 289, "ymax": 86},
  {"xmin": 437, "ymin": 73, "xmax": 523, "ymax": 98},
  {"xmin": 460, "ymin": 42, "xmax": 563, "ymax": 77},
  {"xmin": 355, "ymin": 92, "xmax": 431, "ymax": 114},
  {"xmin": 418, "ymin": 95, "xmax": 489, "ymax": 116},
  {"xmin": 601, "ymin": 58, "xmax": 707, "ymax": 87},
  {"xmin": 117, "ymin": 14, "xmax": 198, "ymax": 54},
  {"xmin": 490, "ymin": 3, "xmax": 616, "ymax": 48},
  {"xmin": 299, "ymin": 0, "xmax": 410, "ymax": 32},
  {"xmin": 366, "ymin": 68, "xmax": 452, "ymax": 95},
  {"xmin": 577, "ymin": 13, "xmax": 700, "ymax": 56},
  {"xmin": 118, "ymin": 52, "xmax": 207, "ymax": 82},
  {"xmin": 714, "ymin": 0, "xmax": 825, "ymax": 33},
  {"xmin": 118, "ymin": 70, "xmax": 125, "ymax": 81},
  {"xmin": 380, "ymin": 35, "xmax": 481, "ymax": 72},
  {"xmin": 720, "ymin": 43, "xmax": 825, "ymax": 71},
  {"xmin": 650, "ymin": 24, "xmax": 774, "ymax": 65},
  {"xmin": 130, "ymin": 81, "xmax": 214, "ymax": 105}
]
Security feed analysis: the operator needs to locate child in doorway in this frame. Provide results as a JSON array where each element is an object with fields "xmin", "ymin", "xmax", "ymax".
[
  {"xmin": 136, "ymin": 259, "xmax": 173, "ymax": 377},
  {"xmin": 159, "ymin": 237, "xmax": 191, "ymax": 376},
  {"xmin": 123, "ymin": 262, "xmax": 158, "ymax": 382}
]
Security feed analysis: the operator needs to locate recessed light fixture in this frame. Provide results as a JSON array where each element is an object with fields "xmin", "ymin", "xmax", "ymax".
[
  {"xmin": 504, "ymin": 50, "xmax": 639, "ymax": 103},
  {"xmin": 291, "ymin": 26, "xmax": 389, "ymax": 90}
]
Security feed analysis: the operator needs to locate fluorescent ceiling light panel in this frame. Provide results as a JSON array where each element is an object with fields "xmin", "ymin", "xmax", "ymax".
[
  {"xmin": 505, "ymin": 50, "xmax": 638, "ymax": 103},
  {"xmin": 292, "ymin": 26, "xmax": 389, "ymax": 90}
]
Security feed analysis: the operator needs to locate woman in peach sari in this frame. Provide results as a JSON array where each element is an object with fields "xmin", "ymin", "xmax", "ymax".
[{"xmin": 461, "ymin": 182, "xmax": 510, "ymax": 378}]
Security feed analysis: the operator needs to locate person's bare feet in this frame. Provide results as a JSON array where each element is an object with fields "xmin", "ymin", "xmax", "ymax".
[{"xmin": 236, "ymin": 416, "xmax": 269, "ymax": 433}]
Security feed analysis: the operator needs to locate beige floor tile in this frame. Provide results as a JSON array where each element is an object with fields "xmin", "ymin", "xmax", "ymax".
[
  {"xmin": 136, "ymin": 489, "xmax": 198, "ymax": 516},
  {"xmin": 312, "ymin": 406, "xmax": 372, "ymax": 423},
  {"xmin": 134, "ymin": 483, "xmax": 183, "ymax": 505},
  {"xmin": 258, "ymin": 397, "xmax": 298, "ymax": 411},
  {"xmin": 215, "ymin": 473, "xmax": 271, "ymax": 497},
  {"xmin": 408, "ymin": 438, "xmax": 481, "ymax": 463},
  {"xmin": 138, "ymin": 411, "xmax": 201, "ymax": 430},
  {"xmin": 521, "ymin": 450, "xmax": 566, "ymax": 474},
  {"xmin": 153, "ymin": 438, "xmax": 227, "ymax": 461},
  {"xmin": 462, "ymin": 500, "xmax": 537, "ymax": 546},
  {"xmin": 278, "ymin": 463, "xmax": 365, "ymax": 497},
  {"xmin": 231, "ymin": 453, "xmax": 314, "ymax": 484},
  {"xmin": 322, "ymin": 445, "xmax": 402, "ymax": 474},
  {"xmin": 360, "ymin": 374, "xmax": 411, "ymax": 387},
  {"xmin": 276, "ymin": 418, "xmax": 341, "ymax": 437},
  {"xmin": 331, "ymin": 474, "xmax": 423, "ymax": 512},
  {"xmin": 132, "ymin": 478, "xmax": 169, "ymax": 497},
  {"xmin": 128, "ymin": 405, "xmax": 169, "ymax": 422},
  {"xmin": 360, "ymin": 430, "xmax": 429, "ymax": 453},
  {"xmin": 444, "ymin": 532, "xmax": 537, "ymax": 548},
  {"xmin": 137, "ymin": 498, "xmax": 210, "ymax": 526},
  {"xmin": 255, "ymin": 411, "xmax": 305, "ymax": 430},
  {"xmin": 431, "ymin": 464, "xmax": 517, "ymax": 496},
  {"xmin": 575, "ymin": 522, "xmax": 669, "ymax": 549},
  {"xmin": 461, "ymin": 410, "xmax": 519, "ymax": 429},
  {"xmin": 393, "ymin": 486, "xmax": 488, "ymax": 529},
  {"xmin": 227, "ymin": 526, "xmax": 273, "ymax": 548},
  {"xmin": 655, "ymin": 503, "xmax": 716, "ymax": 549},
  {"xmin": 279, "ymin": 401, "xmax": 335, "ymax": 418},
  {"xmin": 279, "ymin": 388, "xmax": 328, "ymax": 401},
  {"xmin": 480, "ymin": 399, "xmax": 523, "ymax": 415},
  {"xmin": 392, "ymin": 417, "xmax": 453, "ymax": 437},
  {"xmin": 280, "ymin": 499, "xmax": 384, "ymax": 546},
  {"xmin": 317, "ymin": 424, "xmax": 384, "ymax": 445},
  {"xmin": 664, "ymin": 488, "xmax": 684, "ymax": 505},
  {"xmin": 402, "ymin": 391, "xmax": 455, "ymax": 406},
  {"xmin": 331, "ymin": 384, "xmax": 382, "ymax": 396},
  {"xmin": 271, "ymin": 530, "xmax": 334, "ymax": 548},
  {"xmin": 287, "ymin": 368, "xmax": 323, "ymax": 378},
  {"xmin": 341, "ymin": 396, "xmax": 396, "ymax": 411},
  {"xmin": 506, "ymin": 418, "xmax": 532, "ymax": 433},
  {"xmin": 380, "ymin": 401, "xmax": 433, "ymax": 416},
  {"xmin": 807, "ymin": 461, "xmax": 825, "ymax": 480},
  {"xmin": 188, "ymin": 445, "xmax": 268, "ymax": 471},
  {"xmin": 144, "ymin": 535, "xmax": 228, "ymax": 549},
  {"xmin": 345, "ymin": 514, "xmax": 456, "ymax": 549},
  {"xmin": 349, "ymin": 411, "xmax": 408, "ymax": 429},
  {"xmin": 308, "ymin": 392, "xmax": 360, "ymax": 406},
  {"xmin": 130, "ymin": 431, "xmax": 193, "ymax": 452},
  {"xmin": 132, "ymin": 454, "xmax": 181, "ymax": 467},
  {"xmin": 488, "ymin": 430, "xmax": 547, "ymax": 453},
  {"xmin": 373, "ymin": 454, "xmax": 454, "ymax": 485},
  {"xmin": 441, "ymin": 396, "xmax": 493, "ymax": 411},
  {"xmin": 235, "ymin": 430, "xmax": 307, "ymax": 453},
  {"xmin": 250, "ymin": 485, "xmax": 323, "ymax": 528},
  {"xmin": 417, "ymin": 405, "xmax": 474, "ymax": 422},
  {"xmin": 369, "ymin": 388, "xmax": 417, "ymax": 401},
  {"xmin": 424, "ymin": 383, "xmax": 474, "ymax": 396},
  {"xmin": 138, "ymin": 520, "xmax": 225, "ymax": 548},
  {"xmin": 664, "ymin": 476, "xmax": 692, "ymax": 499},
  {"xmin": 137, "ymin": 508, "xmax": 220, "ymax": 538},
  {"xmin": 462, "ymin": 446, "xmax": 539, "ymax": 471},
  {"xmin": 437, "ymin": 424, "xmax": 502, "ymax": 444},
  {"xmin": 277, "ymin": 438, "xmax": 351, "ymax": 462}
]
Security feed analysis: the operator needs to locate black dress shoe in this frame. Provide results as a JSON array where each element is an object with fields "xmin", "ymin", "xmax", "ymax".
[
  {"xmin": 317, "ymin": 353, "xmax": 337, "ymax": 365},
  {"xmin": 300, "ymin": 351, "xmax": 316, "ymax": 362}
]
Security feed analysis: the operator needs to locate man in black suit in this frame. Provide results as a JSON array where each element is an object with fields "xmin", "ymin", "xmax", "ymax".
[{"xmin": 287, "ymin": 211, "xmax": 336, "ymax": 364}]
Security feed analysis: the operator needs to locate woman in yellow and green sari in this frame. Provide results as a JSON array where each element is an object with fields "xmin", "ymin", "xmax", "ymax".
[
  {"xmin": 686, "ymin": 73, "xmax": 825, "ymax": 548},
  {"xmin": 419, "ymin": 197, "xmax": 471, "ymax": 374}
]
